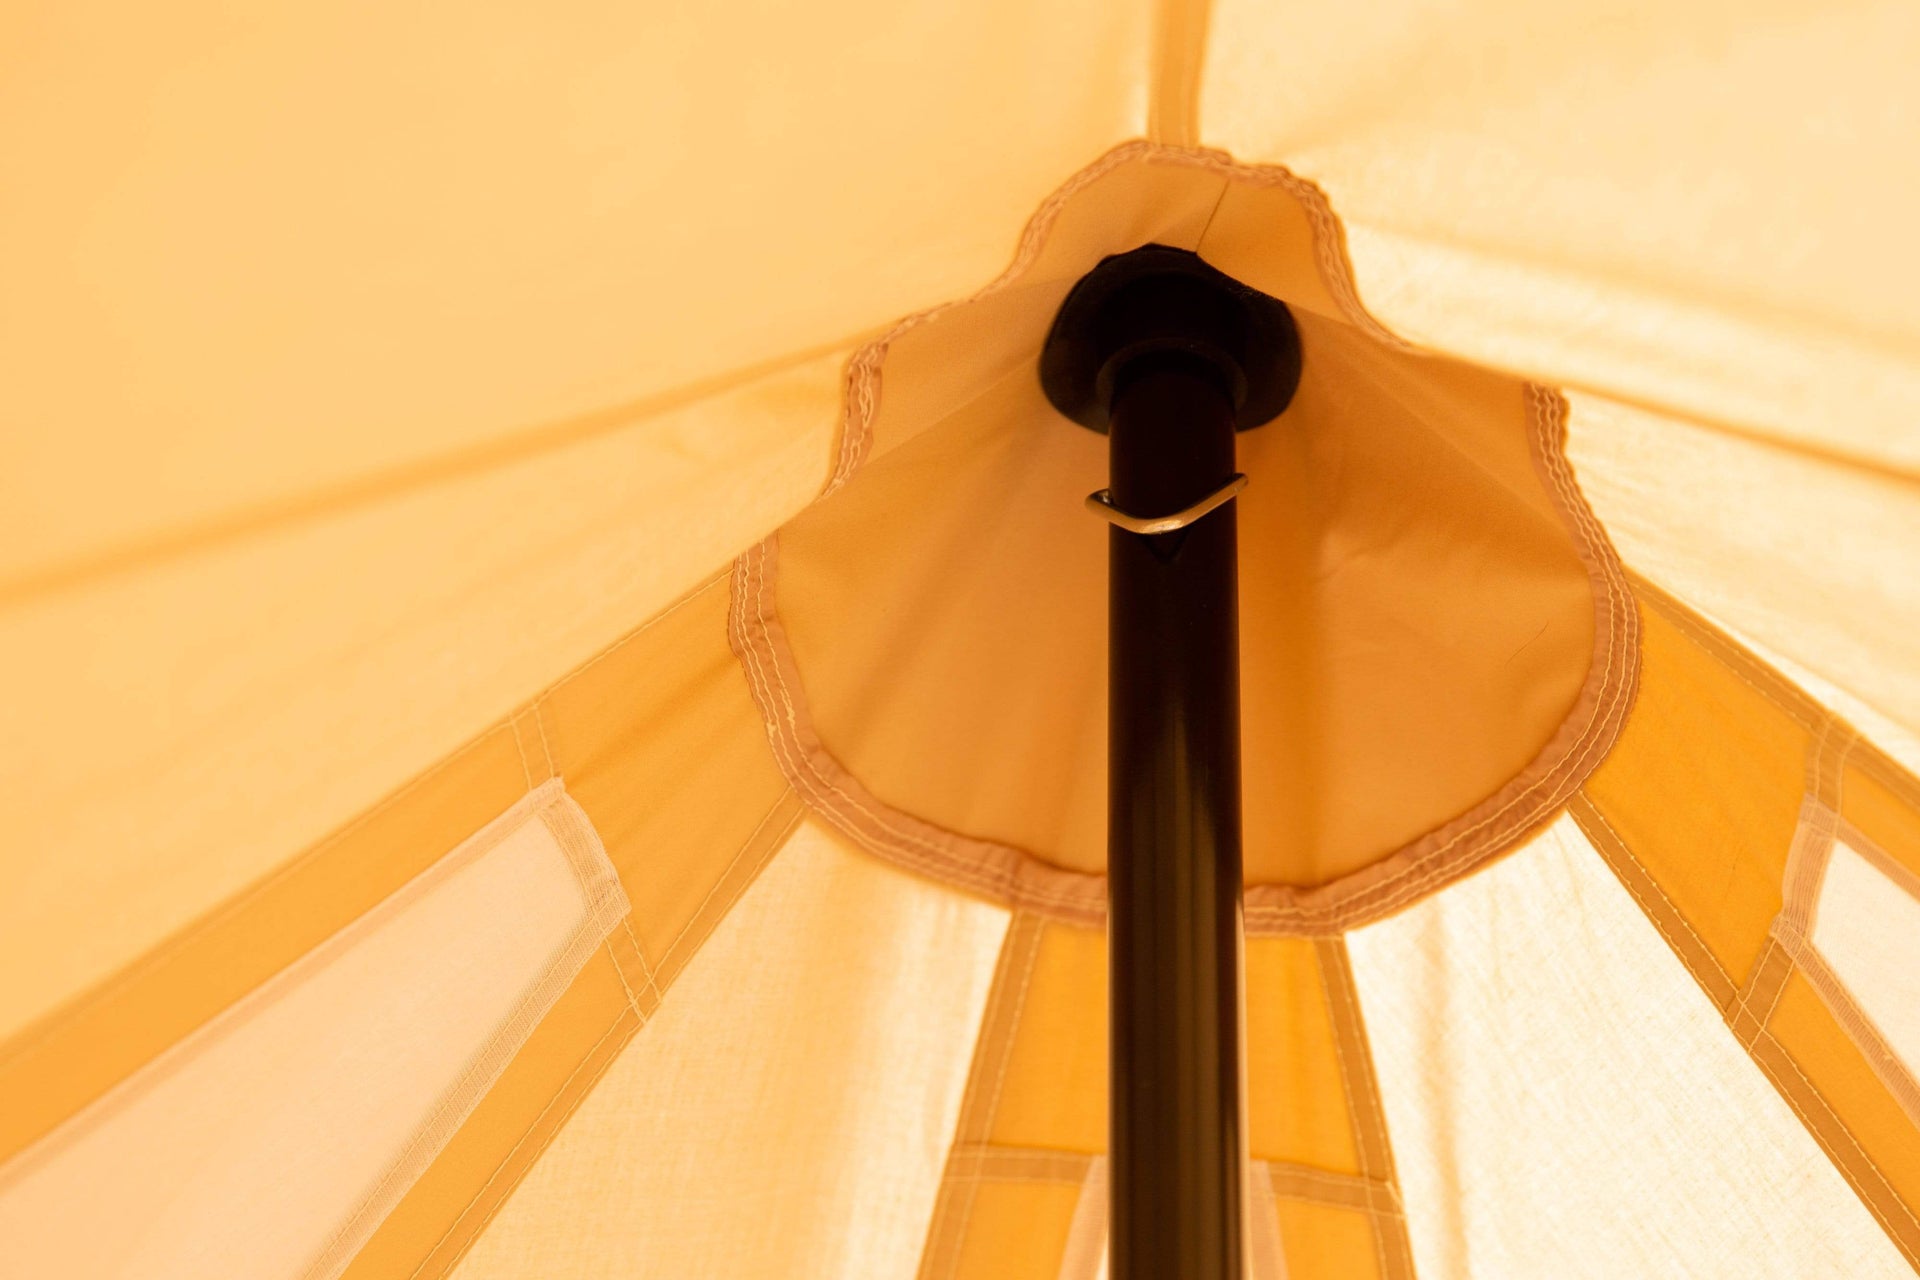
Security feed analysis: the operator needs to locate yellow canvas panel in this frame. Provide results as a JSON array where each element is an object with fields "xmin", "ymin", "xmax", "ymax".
[
  {"xmin": 1201, "ymin": 0, "xmax": 1920, "ymax": 475},
  {"xmin": 0, "ymin": 721, "xmax": 526, "ymax": 1164},
  {"xmin": 1569, "ymin": 393, "xmax": 1920, "ymax": 750},
  {"xmin": 0, "ymin": 346, "xmax": 841, "ymax": 1051},
  {"xmin": 1245, "ymin": 938, "xmax": 1359, "ymax": 1173},
  {"xmin": 10, "ymin": 10, "xmax": 1920, "ymax": 1278},
  {"xmin": 1583, "ymin": 597, "xmax": 1808, "ymax": 988},
  {"xmin": 991, "ymin": 923, "xmax": 1108, "ymax": 1153},
  {"xmin": 1274, "ymin": 1199, "xmax": 1382, "ymax": 1280},
  {"xmin": 0, "ymin": 0, "xmax": 1151, "ymax": 583},
  {"xmin": 944, "ymin": 1182, "xmax": 1082, "ymax": 1280}
]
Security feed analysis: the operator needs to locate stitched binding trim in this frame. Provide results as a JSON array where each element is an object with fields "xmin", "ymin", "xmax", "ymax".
[{"xmin": 741, "ymin": 143, "xmax": 1641, "ymax": 934}]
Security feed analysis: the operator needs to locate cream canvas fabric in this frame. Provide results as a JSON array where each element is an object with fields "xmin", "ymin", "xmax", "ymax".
[{"xmin": 4, "ymin": 2, "xmax": 1920, "ymax": 1277}]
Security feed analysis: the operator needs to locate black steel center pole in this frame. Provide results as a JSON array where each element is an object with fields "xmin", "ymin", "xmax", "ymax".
[
  {"xmin": 1107, "ymin": 352, "xmax": 1246, "ymax": 1280},
  {"xmin": 1039, "ymin": 245, "xmax": 1300, "ymax": 1280}
]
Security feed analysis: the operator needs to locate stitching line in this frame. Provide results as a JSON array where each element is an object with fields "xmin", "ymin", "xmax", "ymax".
[
  {"xmin": 601, "ymin": 936, "xmax": 644, "ymax": 1020},
  {"xmin": 941, "ymin": 920, "xmax": 1042, "ymax": 1280},
  {"xmin": 1750, "ymin": 1031, "xmax": 1920, "ymax": 1254},
  {"xmin": 1789, "ymin": 941, "xmax": 1920, "ymax": 1131},
  {"xmin": 389, "ymin": 792, "xmax": 801, "ymax": 1278},
  {"xmin": 1265, "ymin": 1162, "xmax": 1404, "ymax": 1214},
  {"xmin": 529, "ymin": 700, "xmax": 556, "ymax": 783},
  {"xmin": 1628, "ymin": 573, "xmax": 1833, "ymax": 732},
  {"xmin": 1573, "ymin": 791, "xmax": 1920, "ymax": 1251},
  {"xmin": 302, "ymin": 795, "xmax": 629, "ymax": 1280},
  {"xmin": 531, "ymin": 574, "xmax": 728, "ymax": 700},
  {"xmin": 731, "ymin": 546, "xmax": 1100, "ymax": 919},
  {"xmin": 944, "ymin": 1143, "xmax": 1093, "ymax": 1183},
  {"xmin": 0, "ymin": 782, "xmax": 572, "ymax": 1186},
  {"xmin": 1570, "ymin": 794, "xmax": 1735, "ymax": 999},
  {"xmin": 621, "ymin": 919, "xmax": 664, "ymax": 1011},
  {"xmin": 1317, "ymin": 939, "xmax": 1394, "ymax": 1280},
  {"xmin": 653, "ymin": 787, "xmax": 799, "ymax": 983},
  {"xmin": 508, "ymin": 715, "xmax": 536, "ymax": 791},
  {"xmin": 1838, "ymin": 818, "xmax": 1920, "ymax": 913},
  {"xmin": 917, "ymin": 916, "xmax": 1042, "ymax": 1280},
  {"xmin": 403, "ymin": 1011, "xmax": 637, "ymax": 1280}
]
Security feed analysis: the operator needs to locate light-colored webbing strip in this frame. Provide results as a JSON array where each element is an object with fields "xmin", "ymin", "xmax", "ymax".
[
  {"xmin": 1791, "ymin": 932, "xmax": 1920, "ymax": 1130},
  {"xmin": 1777, "ymin": 804, "xmax": 1920, "ymax": 1130},
  {"xmin": 1728, "ymin": 938, "xmax": 1795, "ymax": 1051},
  {"xmin": 1732, "ymin": 725, "xmax": 1850, "ymax": 1049}
]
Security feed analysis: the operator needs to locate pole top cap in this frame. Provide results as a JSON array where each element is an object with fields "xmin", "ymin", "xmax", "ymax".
[{"xmin": 1039, "ymin": 244, "xmax": 1302, "ymax": 434}]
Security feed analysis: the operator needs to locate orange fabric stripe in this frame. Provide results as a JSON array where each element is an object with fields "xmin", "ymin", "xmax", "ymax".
[
  {"xmin": 1576, "ymin": 582, "xmax": 1920, "ymax": 1271},
  {"xmin": 340, "ymin": 951, "xmax": 641, "ymax": 1280},
  {"xmin": 1844, "ymin": 755, "xmax": 1920, "ymax": 884},
  {"xmin": 4, "ymin": 568, "xmax": 801, "ymax": 1280},
  {"xmin": 1582, "ymin": 591, "xmax": 1807, "ymax": 988},
  {"xmin": 0, "ymin": 724, "xmax": 526, "ymax": 1164},
  {"xmin": 1316, "ymin": 938, "xmax": 1416, "ymax": 1280},
  {"xmin": 1274, "ymin": 1199, "xmax": 1383, "ymax": 1280},
  {"xmin": 343, "ymin": 580, "xmax": 800, "ymax": 1279},
  {"xmin": 1760, "ymin": 977, "xmax": 1920, "ymax": 1264}
]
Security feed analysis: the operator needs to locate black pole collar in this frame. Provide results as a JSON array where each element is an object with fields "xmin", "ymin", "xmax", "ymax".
[{"xmin": 1038, "ymin": 244, "xmax": 1303, "ymax": 434}]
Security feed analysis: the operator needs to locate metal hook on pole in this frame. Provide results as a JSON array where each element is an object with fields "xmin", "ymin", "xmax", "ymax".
[{"xmin": 1086, "ymin": 473, "xmax": 1249, "ymax": 535}]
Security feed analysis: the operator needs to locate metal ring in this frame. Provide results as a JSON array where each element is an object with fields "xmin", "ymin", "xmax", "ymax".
[{"xmin": 1085, "ymin": 473, "xmax": 1249, "ymax": 535}]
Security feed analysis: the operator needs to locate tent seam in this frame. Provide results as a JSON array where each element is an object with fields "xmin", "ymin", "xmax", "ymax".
[
  {"xmin": 303, "ymin": 791, "xmax": 631, "ymax": 1280},
  {"xmin": 401, "ymin": 1009, "xmax": 638, "ymax": 1280}
]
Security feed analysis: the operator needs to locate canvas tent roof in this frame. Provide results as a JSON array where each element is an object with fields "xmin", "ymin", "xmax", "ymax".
[{"xmin": 4, "ymin": 2, "xmax": 1920, "ymax": 1277}]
